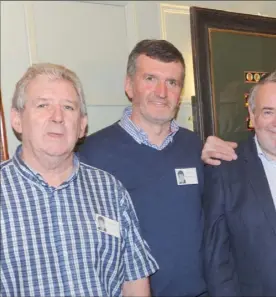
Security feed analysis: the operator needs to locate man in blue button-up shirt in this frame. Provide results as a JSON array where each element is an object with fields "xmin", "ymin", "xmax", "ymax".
[{"xmin": 0, "ymin": 63, "xmax": 158, "ymax": 297}]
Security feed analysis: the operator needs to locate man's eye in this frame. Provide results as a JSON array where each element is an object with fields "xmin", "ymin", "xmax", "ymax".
[
  {"xmin": 145, "ymin": 76, "xmax": 154, "ymax": 81},
  {"xmin": 263, "ymin": 110, "xmax": 273, "ymax": 115},
  {"xmin": 64, "ymin": 105, "xmax": 74, "ymax": 110},
  {"xmin": 167, "ymin": 80, "xmax": 177, "ymax": 86},
  {"xmin": 37, "ymin": 104, "xmax": 47, "ymax": 108}
]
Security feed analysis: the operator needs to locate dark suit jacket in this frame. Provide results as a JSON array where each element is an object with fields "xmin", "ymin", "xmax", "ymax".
[{"xmin": 203, "ymin": 135, "xmax": 276, "ymax": 296}]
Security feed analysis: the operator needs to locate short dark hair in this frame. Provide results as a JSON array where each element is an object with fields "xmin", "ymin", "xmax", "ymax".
[
  {"xmin": 127, "ymin": 39, "xmax": 185, "ymax": 82},
  {"xmin": 178, "ymin": 170, "xmax": 184, "ymax": 176}
]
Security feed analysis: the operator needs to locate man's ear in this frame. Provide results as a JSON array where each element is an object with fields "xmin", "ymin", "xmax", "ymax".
[
  {"xmin": 79, "ymin": 115, "xmax": 88, "ymax": 139},
  {"xmin": 11, "ymin": 108, "xmax": 23, "ymax": 134},
  {"xmin": 248, "ymin": 106, "xmax": 255, "ymax": 128},
  {"xmin": 124, "ymin": 75, "xmax": 133, "ymax": 100}
]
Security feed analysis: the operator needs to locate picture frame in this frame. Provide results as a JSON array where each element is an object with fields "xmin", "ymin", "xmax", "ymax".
[
  {"xmin": 190, "ymin": 6, "xmax": 276, "ymax": 143},
  {"xmin": 0, "ymin": 90, "xmax": 9, "ymax": 161}
]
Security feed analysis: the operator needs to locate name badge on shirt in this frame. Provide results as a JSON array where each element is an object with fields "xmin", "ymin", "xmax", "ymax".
[
  {"xmin": 95, "ymin": 214, "xmax": 120, "ymax": 238},
  {"xmin": 175, "ymin": 168, "xmax": 198, "ymax": 185}
]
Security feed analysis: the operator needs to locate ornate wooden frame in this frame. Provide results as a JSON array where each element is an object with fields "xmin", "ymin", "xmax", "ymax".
[
  {"xmin": 190, "ymin": 6, "xmax": 276, "ymax": 142},
  {"xmin": 0, "ymin": 90, "xmax": 9, "ymax": 161}
]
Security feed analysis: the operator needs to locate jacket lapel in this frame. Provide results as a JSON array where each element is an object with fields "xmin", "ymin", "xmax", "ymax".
[{"xmin": 243, "ymin": 137, "xmax": 276, "ymax": 235}]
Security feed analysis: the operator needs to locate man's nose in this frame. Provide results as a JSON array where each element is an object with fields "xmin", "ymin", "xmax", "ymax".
[
  {"xmin": 51, "ymin": 105, "xmax": 64, "ymax": 123},
  {"xmin": 155, "ymin": 81, "xmax": 168, "ymax": 99}
]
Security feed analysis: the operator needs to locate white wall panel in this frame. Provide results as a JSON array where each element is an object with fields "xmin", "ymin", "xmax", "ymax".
[
  {"xmin": 87, "ymin": 104, "xmax": 130, "ymax": 134},
  {"xmin": 30, "ymin": 1, "xmax": 130, "ymax": 106},
  {"xmin": 134, "ymin": 2, "xmax": 162, "ymax": 40},
  {"xmin": 1, "ymin": 1, "xmax": 31, "ymax": 155}
]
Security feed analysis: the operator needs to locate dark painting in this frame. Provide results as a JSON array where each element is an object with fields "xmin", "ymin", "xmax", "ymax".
[{"xmin": 190, "ymin": 6, "xmax": 276, "ymax": 143}]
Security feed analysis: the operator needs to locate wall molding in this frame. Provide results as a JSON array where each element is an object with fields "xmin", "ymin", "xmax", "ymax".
[
  {"xmin": 124, "ymin": 2, "xmax": 139, "ymax": 53},
  {"xmin": 160, "ymin": 3, "xmax": 189, "ymax": 39},
  {"xmin": 23, "ymin": 2, "xmax": 38, "ymax": 65}
]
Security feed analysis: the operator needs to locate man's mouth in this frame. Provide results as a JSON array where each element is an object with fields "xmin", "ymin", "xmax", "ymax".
[
  {"xmin": 150, "ymin": 101, "xmax": 168, "ymax": 107},
  {"xmin": 47, "ymin": 132, "xmax": 64, "ymax": 138}
]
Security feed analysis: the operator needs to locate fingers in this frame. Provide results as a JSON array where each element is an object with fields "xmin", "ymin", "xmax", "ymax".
[
  {"xmin": 204, "ymin": 158, "xmax": 221, "ymax": 166},
  {"xmin": 226, "ymin": 141, "xmax": 238, "ymax": 149},
  {"xmin": 204, "ymin": 151, "xmax": 236, "ymax": 162},
  {"xmin": 201, "ymin": 136, "xmax": 238, "ymax": 165},
  {"xmin": 206, "ymin": 136, "xmax": 237, "ymax": 150},
  {"xmin": 207, "ymin": 144, "xmax": 237, "ymax": 160}
]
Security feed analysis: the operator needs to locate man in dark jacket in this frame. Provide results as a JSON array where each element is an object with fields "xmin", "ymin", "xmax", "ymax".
[{"xmin": 203, "ymin": 71, "xmax": 276, "ymax": 296}]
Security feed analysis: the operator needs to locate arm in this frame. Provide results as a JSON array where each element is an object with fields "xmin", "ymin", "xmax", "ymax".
[
  {"xmin": 201, "ymin": 136, "xmax": 238, "ymax": 166},
  {"xmin": 122, "ymin": 277, "xmax": 150, "ymax": 297},
  {"xmin": 203, "ymin": 165, "xmax": 241, "ymax": 296}
]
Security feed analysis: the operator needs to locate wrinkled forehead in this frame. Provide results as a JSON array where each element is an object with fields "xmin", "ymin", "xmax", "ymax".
[
  {"xmin": 136, "ymin": 55, "xmax": 184, "ymax": 76},
  {"xmin": 25, "ymin": 75, "xmax": 78, "ymax": 101}
]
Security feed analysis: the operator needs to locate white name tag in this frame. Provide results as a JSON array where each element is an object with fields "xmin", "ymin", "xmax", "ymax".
[
  {"xmin": 175, "ymin": 168, "xmax": 198, "ymax": 185},
  {"xmin": 95, "ymin": 214, "xmax": 120, "ymax": 238}
]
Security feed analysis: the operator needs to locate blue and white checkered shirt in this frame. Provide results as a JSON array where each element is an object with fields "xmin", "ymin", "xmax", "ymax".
[
  {"xmin": 119, "ymin": 106, "xmax": 179, "ymax": 150},
  {"xmin": 1, "ymin": 146, "xmax": 158, "ymax": 297}
]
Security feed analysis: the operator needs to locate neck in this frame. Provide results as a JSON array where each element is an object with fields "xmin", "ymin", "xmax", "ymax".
[
  {"xmin": 255, "ymin": 136, "xmax": 276, "ymax": 161},
  {"xmin": 21, "ymin": 147, "xmax": 75, "ymax": 187},
  {"xmin": 261, "ymin": 148, "xmax": 276, "ymax": 161},
  {"xmin": 131, "ymin": 114, "xmax": 171, "ymax": 147}
]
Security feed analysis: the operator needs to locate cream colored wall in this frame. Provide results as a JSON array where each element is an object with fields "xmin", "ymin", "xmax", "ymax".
[{"xmin": 1, "ymin": 1, "xmax": 276, "ymax": 156}]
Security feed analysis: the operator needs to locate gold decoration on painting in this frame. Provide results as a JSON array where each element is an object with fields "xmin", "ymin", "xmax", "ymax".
[{"xmin": 244, "ymin": 71, "xmax": 268, "ymax": 83}]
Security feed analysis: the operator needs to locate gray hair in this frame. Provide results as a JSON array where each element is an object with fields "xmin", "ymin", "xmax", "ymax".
[
  {"xmin": 12, "ymin": 63, "xmax": 87, "ymax": 116},
  {"xmin": 127, "ymin": 39, "xmax": 185, "ymax": 84},
  {"xmin": 248, "ymin": 70, "xmax": 276, "ymax": 113}
]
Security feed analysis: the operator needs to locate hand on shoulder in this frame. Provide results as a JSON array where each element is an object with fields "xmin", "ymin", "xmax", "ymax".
[{"xmin": 201, "ymin": 136, "xmax": 238, "ymax": 166}]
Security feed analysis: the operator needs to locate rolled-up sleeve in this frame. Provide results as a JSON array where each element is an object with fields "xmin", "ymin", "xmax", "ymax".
[{"xmin": 120, "ymin": 191, "xmax": 159, "ymax": 281}]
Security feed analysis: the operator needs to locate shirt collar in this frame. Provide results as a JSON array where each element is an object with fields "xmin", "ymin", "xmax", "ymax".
[
  {"xmin": 254, "ymin": 135, "xmax": 276, "ymax": 164},
  {"xmin": 119, "ymin": 106, "xmax": 179, "ymax": 149},
  {"xmin": 12, "ymin": 145, "xmax": 80, "ymax": 189}
]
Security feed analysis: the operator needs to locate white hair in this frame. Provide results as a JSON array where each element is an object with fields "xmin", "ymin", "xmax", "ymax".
[
  {"xmin": 12, "ymin": 63, "xmax": 87, "ymax": 116},
  {"xmin": 248, "ymin": 70, "xmax": 276, "ymax": 113}
]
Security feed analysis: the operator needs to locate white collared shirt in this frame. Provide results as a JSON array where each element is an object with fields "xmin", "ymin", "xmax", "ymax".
[{"xmin": 255, "ymin": 136, "xmax": 276, "ymax": 209}]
